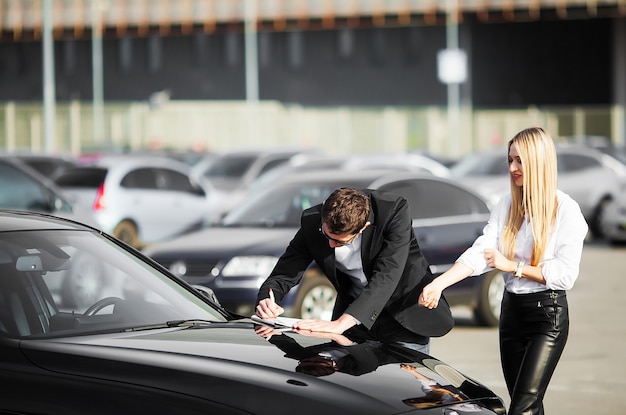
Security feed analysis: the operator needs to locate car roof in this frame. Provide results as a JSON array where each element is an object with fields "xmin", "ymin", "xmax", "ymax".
[
  {"xmin": 0, "ymin": 210, "xmax": 89, "ymax": 232},
  {"xmin": 92, "ymin": 154, "xmax": 193, "ymax": 170},
  {"xmin": 263, "ymin": 168, "xmax": 432, "ymax": 187}
]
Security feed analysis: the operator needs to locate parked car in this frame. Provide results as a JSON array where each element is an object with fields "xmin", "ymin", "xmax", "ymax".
[
  {"xmin": 192, "ymin": 148, "xmax": 322, "ymax": 222},
  {"xmin": 450, "ymin": 144, "xmax": 626, "ymax": 239},
  {"xmin": 250, "ymin": 152, "xmax": 451, "ymax": 197},
  {"xmin": 0, "ymin": 210, "xmax": 506, "ymax": 415},
  {"xmin": 144, "ymin": 169, "xmax": 504, "ymax": 326},
  {"xmin": 52, "ymin": 155, "xmax": 215, "ymax": 250},
  {"xmin": 0, "ymin": 155, "xmax": 94, "ymax": 226}
]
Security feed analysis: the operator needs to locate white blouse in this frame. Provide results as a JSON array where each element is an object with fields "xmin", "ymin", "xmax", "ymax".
[{"xmin": 457, "ymin": 190, "xmax": 588, "ymax": 294}]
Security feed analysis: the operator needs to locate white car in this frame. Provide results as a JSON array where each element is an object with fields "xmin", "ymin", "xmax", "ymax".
[
  {"xmin": 450, "ymin": 144, "xmax": 626, "ymax": 239},
  {"xmin": 53, "ymin": 155, "xmax": 215, "ymax": 249}
]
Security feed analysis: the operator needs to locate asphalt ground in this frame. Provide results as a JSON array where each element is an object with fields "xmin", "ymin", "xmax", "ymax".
[{"xmin": 431, "ymin": 240, "xmax": 626, "ymax": 415}]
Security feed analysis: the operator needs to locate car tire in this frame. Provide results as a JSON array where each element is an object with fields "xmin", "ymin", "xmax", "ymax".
[
  {"xmin": 590, "ymin": 197, "xmax": 611, "ymax": 240},
  {"xmin": 113, "ymin": 220, "xmax": 141, "ymax": 249},
  {"xmin": 473, "ymin": 270, "xmax": 504, "ymax": 327},
  {"xmin": 293, "ymin": 272, "xmax": 336, "ymax": 320}
]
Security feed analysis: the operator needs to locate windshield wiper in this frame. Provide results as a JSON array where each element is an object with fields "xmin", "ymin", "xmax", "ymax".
[
  {"xmin": 121, "ymin": 319, "xmax": 217, "ymax": 332},
  {"xmin": 166, "ymin": 319, "xmax": 218, "ymax": 327}
]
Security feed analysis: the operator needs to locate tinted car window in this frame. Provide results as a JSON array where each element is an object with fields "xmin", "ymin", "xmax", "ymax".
[
  {"xmin": 121, "ymin": 168, "xmax": 158, "ymax": 189},
  {"xmin": 378, "ymin": 179, "xmax": 489, "ymax": 219},
  {"xmin": 557, "ymin": 153, "xmax": 600, "ymax": 172},
  {"xmin": 224, "ymin": 180, "xmax": 370, "ymax": 227},
  {"xmin": 450, "ymin": 152, "xmax": 508, "ymax": 176},
  {"xmin": 53, "ymin": 167, "xmax": 107, "ymax": 187},
  {"xmin": 204, "ymin": 155, "xmax": 256, "ymax": 178},
  {"xmin": 158, "ymin": 168, "xmax": 201, "ymax": 194},
  {"xmin": 258, "ymin": 157, "xmax": 290, "ymax": 176},
  {"xmin": 0, "ymin": 162, "xmax": 50, "ymax": 210}
]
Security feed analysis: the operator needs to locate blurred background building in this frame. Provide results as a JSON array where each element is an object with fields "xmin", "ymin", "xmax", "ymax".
[{"xmin": 0, "ymin": 0, "xmax": 624, "ymax": 157}]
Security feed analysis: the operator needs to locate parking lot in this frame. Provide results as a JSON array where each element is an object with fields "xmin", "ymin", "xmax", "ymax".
[{"xmin": 431, "ymin": 240, "xmax": 626, "ymax": 415}]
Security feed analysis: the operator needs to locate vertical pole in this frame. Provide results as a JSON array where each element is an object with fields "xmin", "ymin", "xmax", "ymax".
[
  {"xmin": 42, "ymin": 0, "xmax": 56, "ymax": 153},
  {"xmin": 446, "ymin": 0, "xmax": 461, "ymax": 157},
  {"xmin": 92, "ymin": 0, "xmax": 105, "ymax": 147},
  {"xmin": 244, "ymin": 0, "xmax": 259, "ymax": 103},
  {"xmin": 244, "ymin": 0, "xmax": 259, "ymax": 145}
]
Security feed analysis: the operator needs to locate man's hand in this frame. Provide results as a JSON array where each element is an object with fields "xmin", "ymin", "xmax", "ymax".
[
  {"xmin": 255, "ymin": 289, "xmax": 284, "ymax": 319},
  {"xmin": 293, "ymin": 313, "xmax": 356, "ymax": 334}
]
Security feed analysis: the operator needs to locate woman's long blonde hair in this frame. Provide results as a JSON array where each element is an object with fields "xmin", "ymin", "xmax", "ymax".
[{"xmin": 501, "ymin": 127, "xmax": 558, "ymax": 266}]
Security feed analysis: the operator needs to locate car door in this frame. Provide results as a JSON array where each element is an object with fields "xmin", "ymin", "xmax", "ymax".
[{"xmin": 119, "ymin": 167, "xmax": 207, "ymax": 243}]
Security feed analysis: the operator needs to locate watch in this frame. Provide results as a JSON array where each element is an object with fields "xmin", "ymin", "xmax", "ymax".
[{"xmin": 515, "ymin": 261, "xmax": 525, "ymax": 279}]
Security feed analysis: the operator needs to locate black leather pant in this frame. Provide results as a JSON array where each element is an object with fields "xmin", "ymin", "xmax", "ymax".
[{"xmin": 499, "ymin": 290, "xmax": 569, "ymax": 415}]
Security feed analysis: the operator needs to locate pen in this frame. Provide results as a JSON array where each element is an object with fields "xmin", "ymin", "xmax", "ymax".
[{"xmin": 269, "ymin": 288, "xmax": 275, "ymax": 304}]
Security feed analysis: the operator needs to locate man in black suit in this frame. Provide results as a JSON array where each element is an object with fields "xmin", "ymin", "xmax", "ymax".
[{"xmin": 255, "ymin": 187, "xmax": 453, "ymax": 353}]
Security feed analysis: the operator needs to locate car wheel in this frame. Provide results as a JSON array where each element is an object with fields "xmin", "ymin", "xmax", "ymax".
[
  {"xmin": 597, "ymin": 197, "xmax": 620, "ymax": 244},
  {"xmin": 62, "ymin": 252, "xmax": 106, "ymax": 309},
  {"xmin": 293, "ymin": 272, "xmax": 336, "ymax": 320},
  {"xmin": 473, "ymin": 270, "xmax": 504, "ymax": 327},
  {"xmin": 113, "ymin": 220, "xmax": 142, "ymax": 249},
  {"xmin": 590, "ymin": 197, "xmax": 611, "ymax": 240}
]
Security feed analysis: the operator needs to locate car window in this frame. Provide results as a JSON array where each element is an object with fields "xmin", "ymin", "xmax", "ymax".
[
  {"xmin": 224, "ymin": 180, "xmax": 369, "ymax": 227},
  {"xmin": 450, "ymin": 153, "xmax": 508, "ymax": 176},
  {"xmin": 204, "ymin": 155, "xmax": 257, "ymax": 179},
  {"xmin": 557, "ymin": 153, "xmax": 600, "ymax": 172},
  {"xmin": 377, "ymin": 179, "xmax": 489, "ymax": 219},
  {"xmin": 157, "ymin": 168, "xmax": 202, "ymax": 195},
  {"xmin": 258, "ymin": 157, "xmax": 290, "ymax": 176},
  {"xmin": 0, "ymin": 162, "xmax": 51, "ymax": 211},
  {"xmin": 0, "ymin": 229, "xmax": 226, "ymax": 338},
  {"xmin": 120, "ymin": 168, "xmax": 159, "ymax": 189},
  {"xmin": 53, "ymin": 167, "xmax": 107, "ymax": 188}
]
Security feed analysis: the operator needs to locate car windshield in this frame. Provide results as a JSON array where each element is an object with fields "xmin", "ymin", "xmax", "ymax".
[
  {"xmin": 0, "ymin": 228, "xmax": 226, "ymax": 339},
  {"xmin": 222, "ymin": 179, "xmax": 371, "ymax": 227}
]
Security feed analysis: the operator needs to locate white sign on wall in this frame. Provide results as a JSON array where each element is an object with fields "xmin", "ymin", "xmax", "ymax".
[{"xmin": 437, "ymin": 48, "xmax": 467, "ymax": 84}]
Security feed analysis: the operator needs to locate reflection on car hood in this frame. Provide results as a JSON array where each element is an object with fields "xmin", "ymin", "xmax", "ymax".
[
  {"xmin": 144, "ymin": 227, "xmax": 298, "ymax": 257},
  {"xmin": 21, "ymin": 321, "xmax": 504, "ymax": 414}
]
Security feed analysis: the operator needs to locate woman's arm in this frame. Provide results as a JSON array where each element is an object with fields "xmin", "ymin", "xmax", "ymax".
[{"xmin": 418, "ymin": 262, "xmax": 474, "ymax": 309}]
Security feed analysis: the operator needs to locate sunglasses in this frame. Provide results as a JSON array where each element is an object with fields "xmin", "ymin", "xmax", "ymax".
[{"xmin": 318, "ymin": 225, "xmax": 363, "ymax": 247}]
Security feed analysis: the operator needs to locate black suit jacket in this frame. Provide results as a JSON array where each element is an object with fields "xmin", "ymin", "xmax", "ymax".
[{"xmin": 257, "ymin": 189, "xmax": 453, "ymax": 338}]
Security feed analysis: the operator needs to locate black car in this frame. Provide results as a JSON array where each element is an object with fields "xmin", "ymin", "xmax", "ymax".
[
  {"xmin": 144, "ymin": 169, "xmax": 504, "ymax": 326},
  {"xmin": 0, "ymin": 210, "xmax": 506, "ymax": 414}
]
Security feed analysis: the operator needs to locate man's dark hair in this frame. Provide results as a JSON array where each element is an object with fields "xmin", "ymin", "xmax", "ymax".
[{"xmin": 322, "ymin": 187, "xmax": 370, "ymax": 235}]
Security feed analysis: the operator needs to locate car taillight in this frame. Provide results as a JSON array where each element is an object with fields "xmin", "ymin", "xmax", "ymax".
[{"xmin": 93, "ymin": 183, "xmax": 106, "ymax": 211}]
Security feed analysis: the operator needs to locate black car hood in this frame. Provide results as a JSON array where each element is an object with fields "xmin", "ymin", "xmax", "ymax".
[{"xmin": 20, "ymin": 321, "xmax": 504, "ymax": 415}]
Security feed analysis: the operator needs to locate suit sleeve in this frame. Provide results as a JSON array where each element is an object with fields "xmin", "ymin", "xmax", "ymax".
[{"xmin": 256, "ymin": 212, "xmax": 318, "ymax": 304}]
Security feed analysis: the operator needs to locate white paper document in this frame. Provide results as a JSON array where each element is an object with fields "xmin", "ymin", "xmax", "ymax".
[{"xmin": 250, "ymin": 315, "xmax": 302, "ymax": 329}]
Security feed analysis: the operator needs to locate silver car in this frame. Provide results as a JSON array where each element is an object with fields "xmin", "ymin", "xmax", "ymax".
[
  {"xmin": 450, "ymin": 144, "xmax": 626, "ymax": 239},
  {"xmin": 53, "ymin": 155, "xmax": 214, "ymax": 249}
]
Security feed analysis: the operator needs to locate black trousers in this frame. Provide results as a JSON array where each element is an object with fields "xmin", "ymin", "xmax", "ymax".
[{"xmin": 499, "ymin": 290, "xmax": 569, "ymax": 415}]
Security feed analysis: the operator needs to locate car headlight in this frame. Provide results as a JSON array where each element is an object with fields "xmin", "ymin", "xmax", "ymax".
[{"xmin": 221, "ymin": 256, "xmax": 279, "ymax": 279}]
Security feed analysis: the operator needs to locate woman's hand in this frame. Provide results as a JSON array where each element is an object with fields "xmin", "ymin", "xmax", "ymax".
[
  {"xmin": 418, "ymin": 282, "xmax": 443, "ymax": 309},
  {"xmin": 484, "ymin": 248, "xmax": 515, "ymax": 273}
]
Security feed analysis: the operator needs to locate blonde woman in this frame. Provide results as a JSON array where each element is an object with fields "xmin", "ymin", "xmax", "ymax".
[{"xmin": 419, "ymin": 127, "xmax": 588, "ymax": 415}]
